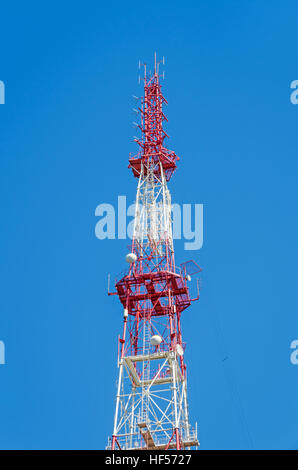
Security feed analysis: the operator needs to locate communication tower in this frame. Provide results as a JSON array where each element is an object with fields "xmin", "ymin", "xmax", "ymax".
[{"xmin": 107, "ymin": 55, "xmax": 201, "ymax": 450}]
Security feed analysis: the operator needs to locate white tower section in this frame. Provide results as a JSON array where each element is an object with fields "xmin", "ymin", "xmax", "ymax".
[
  {"xmin": 132, "ymin": 163, "xmax": 173, "ymax": 264},
  {"xmin": 107, "ymin": 163, "xmax": 199, "ymax": 450}
]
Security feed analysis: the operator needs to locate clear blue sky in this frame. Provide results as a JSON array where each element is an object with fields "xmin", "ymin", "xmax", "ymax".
[{"xmin": 0, "ymin": 0, "xmax": 298, "ymax": 450}]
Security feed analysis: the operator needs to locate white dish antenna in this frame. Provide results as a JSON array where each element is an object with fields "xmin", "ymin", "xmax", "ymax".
[
  {"xmin": 150, "ymin": 335, "xmax": 162, "ymax": 346},
  {"xmin": 125, "ymin": 253, "xmax": 137, "ymax": 264},
  {"xmin": 176, "ymin": 344, "xmax": 184, "ymax": 357}
]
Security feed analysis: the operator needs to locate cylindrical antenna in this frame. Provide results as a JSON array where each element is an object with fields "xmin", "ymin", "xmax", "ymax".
[{"xmin": 107, "ymin": 273, "xmax": 110, "ymax": 294}]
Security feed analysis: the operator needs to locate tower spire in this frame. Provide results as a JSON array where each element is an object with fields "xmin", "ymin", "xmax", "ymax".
[{"xmin": 129, "ymin": 55, "xmax": 179, "ymax": 182}]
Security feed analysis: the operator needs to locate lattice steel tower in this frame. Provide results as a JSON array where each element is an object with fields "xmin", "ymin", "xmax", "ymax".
[{"xmin": 107, "ymin": 55, "xmax": 201, "ymax": 450}]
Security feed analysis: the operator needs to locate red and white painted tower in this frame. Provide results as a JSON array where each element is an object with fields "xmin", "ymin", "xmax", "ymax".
[{"xmin": 108, "ymin": 56, "xmax": 201, "ymax": 451}]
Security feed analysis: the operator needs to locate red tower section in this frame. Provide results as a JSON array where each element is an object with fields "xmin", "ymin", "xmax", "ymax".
[{"xmin": 129, "ymin": 59, "xmax": 179, "ymax": 182}]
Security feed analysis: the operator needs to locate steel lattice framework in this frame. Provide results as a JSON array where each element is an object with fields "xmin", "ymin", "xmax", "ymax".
[{"xmin": 107, "ymin": 56, "xmax": 201, "ymax": 451}]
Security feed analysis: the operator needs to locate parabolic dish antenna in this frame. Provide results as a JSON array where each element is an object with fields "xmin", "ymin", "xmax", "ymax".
[{"xmin": 176, "ymin": 344, "xmax": 184, "ymax": 356}]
